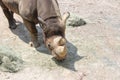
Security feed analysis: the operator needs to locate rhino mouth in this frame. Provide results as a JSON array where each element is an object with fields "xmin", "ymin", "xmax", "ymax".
[{"xmin": 52, "ymin": 48, "xmax": 67, "ymax": 61}]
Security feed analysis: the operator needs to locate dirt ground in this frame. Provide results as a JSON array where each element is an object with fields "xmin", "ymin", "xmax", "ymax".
[{"xmin": 0, "ymin": 0, "xmax": 120, "ymax": 80}]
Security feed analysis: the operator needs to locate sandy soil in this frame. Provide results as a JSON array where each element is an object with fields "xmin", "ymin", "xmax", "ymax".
[{"xmin": 0, "ymin": 0, "xmax": 120, "ymax": 80}]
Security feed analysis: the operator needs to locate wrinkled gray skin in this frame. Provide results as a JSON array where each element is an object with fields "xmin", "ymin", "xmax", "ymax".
[{"xmin": 0, "ymin": 0, "xmax": 69, "ymax": 60}]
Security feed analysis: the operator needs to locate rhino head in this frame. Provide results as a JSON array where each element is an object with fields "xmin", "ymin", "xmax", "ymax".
[{"xmin": 38, "ymin": 12, "xmax": 70, "ymax": 60}]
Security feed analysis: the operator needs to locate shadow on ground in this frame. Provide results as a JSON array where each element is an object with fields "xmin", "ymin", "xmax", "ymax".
[
  {"xmin": 53, "ymin": 41, "xmax": 84, "ymax": 71},
  {"xmin": 11, "ymin": 21, "xmax": 30, "ymax": 43},
  {"xmin": 10, "ymin": 22, "xmax": 84, "ymax": 71}
]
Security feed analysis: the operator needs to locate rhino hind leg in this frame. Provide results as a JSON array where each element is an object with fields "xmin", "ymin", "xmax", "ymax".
[
  {"xmin": 23, "ymin": 19, "xmax": 40, "ymax": 48},
  {"xmin": 1, "ymin": 3, "xmax": 17, "ymax": 29}
]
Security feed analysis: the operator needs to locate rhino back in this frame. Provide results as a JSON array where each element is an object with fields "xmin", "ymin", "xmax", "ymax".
[{"xmin": 19, "ymin": 0, "xmax": 37, "ymax": 22}]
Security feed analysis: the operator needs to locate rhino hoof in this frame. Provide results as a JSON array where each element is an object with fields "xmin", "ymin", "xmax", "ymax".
[
  {"xmin": 29, "ymin": 42, "xmax": 40, "ymax": 48},
  {"xmin": 29, "ymin": 42, "xmax": 34, "ymax": 47},
  {"xmin": 9, "ymin": 25, "xmax": 17, "ymax": 29}
]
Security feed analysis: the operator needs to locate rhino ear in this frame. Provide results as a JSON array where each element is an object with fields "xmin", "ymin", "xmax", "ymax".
[
  {"xmin": 62, "ymin": 12, "xmax": 70, "ymax": 24},
  {"xmin": 38, "ymin": 17, "xmax": 46, "ymax": 26},
  {"xmin": 38, "ymin": 17, "xmax": 47, "ymax": 31}
]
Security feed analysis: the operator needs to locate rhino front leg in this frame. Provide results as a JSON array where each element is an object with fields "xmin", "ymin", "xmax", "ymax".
[
  {"xmin": 23, "ymin": 19, "xmax": 40, "ymax": 48},
  {"xmin": 0, "ymin": 3, "xmax": 17, "ymax": 29}
]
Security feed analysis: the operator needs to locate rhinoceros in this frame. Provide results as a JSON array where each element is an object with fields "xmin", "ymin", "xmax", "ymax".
[{"xmin": 0, "ymin": 0, "xmax": 69, "ymax": 60}]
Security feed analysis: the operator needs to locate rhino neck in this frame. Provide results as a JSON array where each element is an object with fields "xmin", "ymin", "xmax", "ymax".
[{"xmin": 45, "ymin": 16, "xmax": 62, "ymax": 23}]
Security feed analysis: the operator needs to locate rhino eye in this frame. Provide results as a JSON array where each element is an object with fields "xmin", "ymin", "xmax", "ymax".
[
  {"xmin": 48, "ymin": 43, "xmax": 50, "ymax": 47},
  {"xmin": 48, "ymin": 43, "xmax": 54, "ymax": 50}
]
